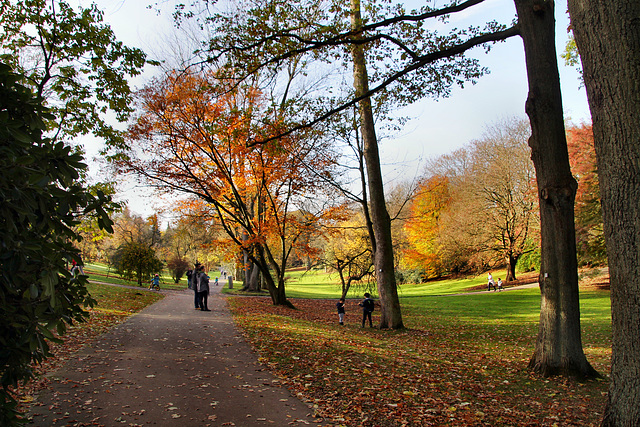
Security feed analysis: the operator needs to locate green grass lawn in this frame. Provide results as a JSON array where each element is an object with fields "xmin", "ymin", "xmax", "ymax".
[
  {"xmin": 228, "ymin": 268, "xmax": 512, "ymax": 299},
  {"xmin": 83, "ymin": 262, "xmax": 189, "ymax": 290}
]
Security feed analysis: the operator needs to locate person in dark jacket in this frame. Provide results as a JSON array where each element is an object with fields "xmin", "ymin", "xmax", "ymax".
[
  {"xmin": 149, "ymin": 273, "xmax": 160, "ymax": 290},
  {"xmin": 187, "ymin": 263, "xmax": 201, "ymax": 309},
  {"xmin": 359, "ymin": 293, "xmax": 374, "ymax": 328},
  {"xmin": 336, "ymin": 298, "xmax": 346, "ymax": 325},
  {"xmin": 197, "ymin": 265, "xmax": 210, "ymax": 311}
]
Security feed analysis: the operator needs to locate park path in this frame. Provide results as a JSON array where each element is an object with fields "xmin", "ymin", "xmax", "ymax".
[{"xmin": 28, "ymin": 284, "xmax": 320, "ymax": 426}]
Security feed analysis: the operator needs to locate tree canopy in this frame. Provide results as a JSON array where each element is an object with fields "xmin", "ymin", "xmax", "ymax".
[
  {"xmin": 0, "ymin": 0, "xmax": 151, "ymax": 149},
  {"xmin": 117, "ymin": 69, "xmax": 341, "ymax": 305}
]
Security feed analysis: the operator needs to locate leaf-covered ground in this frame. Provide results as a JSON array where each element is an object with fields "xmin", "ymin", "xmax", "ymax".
[
  {"xmin": 228, "ymin": 295, "xmax": 610, "ymax": 426},
  {"xmin": 14, "ymin": 285, "xmax": 163, "ymax": 413}
]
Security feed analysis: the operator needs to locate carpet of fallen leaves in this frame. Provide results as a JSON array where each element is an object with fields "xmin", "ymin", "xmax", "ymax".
[
  {"xmin": 13, "ymin": 285, "xmax": 163, "ymax": 414},
  {"xmin": 228, "ymin": 296, "xmax": 610, "ymax": 427}
]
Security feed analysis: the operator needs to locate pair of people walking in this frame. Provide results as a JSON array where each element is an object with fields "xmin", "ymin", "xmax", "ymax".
[
  {"xmin": 487, "ymin": 273, "xmax": 503, "ymax": 291},
  {"xmin": 187, "ymin": 263, "xmax": 211, "ymax": 311}
]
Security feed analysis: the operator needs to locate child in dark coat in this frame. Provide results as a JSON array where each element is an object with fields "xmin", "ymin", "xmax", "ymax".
[{"xmin": 336, "ymin": 298, "xmax": 346, "ymax": 325}]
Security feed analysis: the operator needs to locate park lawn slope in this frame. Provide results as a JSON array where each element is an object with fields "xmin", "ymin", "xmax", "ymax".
[
  {"xmin": 227, "ymin": 287, "xmax": 611, "ymax": 426},
  {"xmin": 83, "ymin": 262, "xmax": 189, "ymax": 290},
  {"xmin": 226, "ymin": 268, "xmax": 510, "ymax": 299}
]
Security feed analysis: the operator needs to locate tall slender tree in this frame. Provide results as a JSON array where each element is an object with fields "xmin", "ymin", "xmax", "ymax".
[{"xmin": 350, "ymin": 0, "xmax": 402, "ymax": 328}]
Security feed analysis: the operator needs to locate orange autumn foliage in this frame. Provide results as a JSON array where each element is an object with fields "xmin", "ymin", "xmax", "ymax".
[
  {"xmin": 402, "ymin": 175, "xmax": 452, "ymax": 277},
  {"xmin": 120, "ymin": 69, "xmax": 342, "ymax": 301},
  {"xmin": 566, "ymin": 122, "xmax": 605, "ymax": 264}
]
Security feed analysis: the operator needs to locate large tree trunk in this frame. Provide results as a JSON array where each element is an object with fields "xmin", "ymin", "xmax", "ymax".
[
  {"xmin": 566, "ymin": 0, "xmax": 640, "ymax": 423},
  {"xmin": 505, "ymin": 254, "xmax": 518, "ymax": 282},
  {"xmin": 247, "ymin": 262, "xmax": 261, "ymax": 291},
  {"xmin": 350, "ymin": 0, "xmax": 403, "ymax": 329},
  {"xmin": 250, "ymin": 242, "xmax": 293, "ymax": 307},
  {"xmin": 514, "ymin": 0, "xmax": 598, "ymax": 379}
]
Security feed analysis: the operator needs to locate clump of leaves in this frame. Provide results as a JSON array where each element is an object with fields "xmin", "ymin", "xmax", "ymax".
[{"xmin": 109, "ymin": 242, "xmax": 163, "ymax": 287}]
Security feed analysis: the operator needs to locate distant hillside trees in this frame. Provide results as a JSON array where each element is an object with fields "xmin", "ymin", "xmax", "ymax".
[{"xmin": 402, "ymin": 118, "xmax": 537, "ymax": 281}]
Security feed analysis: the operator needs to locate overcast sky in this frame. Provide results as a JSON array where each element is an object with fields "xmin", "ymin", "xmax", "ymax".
[{"xmin": 80, "ymin": 0, "xmax": 590, "ymax": 219}]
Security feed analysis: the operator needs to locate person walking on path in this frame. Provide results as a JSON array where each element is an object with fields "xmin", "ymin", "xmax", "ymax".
[
  {"xmin": 497, "ymin": 277, "xmax": 504, "ymax": 291},
  {"xmin": 197, "ymin": 265, "xmax": 211, "ymax": 311},
  {"xmin": 336, "ymin": 298, "xmax": 346, "ymax": 325},
  {"xmin": 359, "ymin": 293, "xmax": 375, "ymax": 328},
  {"xmin": 28, "ymin": 281, "xmax": 319, "ymax": 426},
  {"xmin": 487, "ymin": 272, "xmax": 496, "ymax": 291}
]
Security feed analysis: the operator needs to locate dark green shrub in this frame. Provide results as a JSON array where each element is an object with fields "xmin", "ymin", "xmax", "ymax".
[{"xmin": 0, "ymin": 62, "xmax": 113, "ymax": 424}]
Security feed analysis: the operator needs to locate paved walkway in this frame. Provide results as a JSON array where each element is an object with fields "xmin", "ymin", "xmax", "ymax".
[{"xmin": 28, "ymin": 285, "xmax": 319, "ymax": 426}]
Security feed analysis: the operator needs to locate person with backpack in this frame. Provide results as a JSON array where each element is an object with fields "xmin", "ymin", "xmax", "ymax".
[
  {"xmin": 359, "ymin": 293, "xmax": 375, "ymax": 328},
  {"xmin": 196, "ymin": 265, "xmax": 211, "ymax": 312}
]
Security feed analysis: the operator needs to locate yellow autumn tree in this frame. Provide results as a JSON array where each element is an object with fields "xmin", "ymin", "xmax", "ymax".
[{"xmin": 401, "ymin": 175, "xmax": 451, "ymax": 279}]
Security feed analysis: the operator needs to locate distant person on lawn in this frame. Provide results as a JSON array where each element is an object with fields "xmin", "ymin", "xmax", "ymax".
[
  {"xmin": 336, "ymin": 298, "xmax": 346, "ymax": 325},
  {"xmin": 359, "ymin": 293, "xmax": 375, "ymax": 328}
]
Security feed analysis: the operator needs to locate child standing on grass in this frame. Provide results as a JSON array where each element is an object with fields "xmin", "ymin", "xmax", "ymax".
[{"xmin": 336, "ymin": 298, "xmax": 346, "ymax": 325}]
